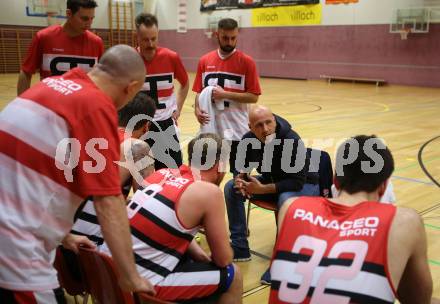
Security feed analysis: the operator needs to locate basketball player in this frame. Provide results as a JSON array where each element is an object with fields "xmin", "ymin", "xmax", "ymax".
[
  {"xmin": 72, "ymin": 92, "xmax": 157, "ymax": 243},
  {"xmin": 192, "ymin": 17, "xmax": 261, "ymax": 174},
  {"xmin": 17, "ymin": 0, "xmax": 103, "ymax": 95},
  {"xmin": 135, "ymin": 13, "xmax": 189, "ymax": 170},
  {"xmin": 100, "ymin": 133, "xmax": 243, "ymax": 303},
  {"xmin": 269, "ymin": 135, "xmax": 434, "ymax": 304},
  {"xmin": 117, "ymin": 91, "xmax": 156, "ymax": 196},
  {"xmin": 0, "ymin": 45, "xmax": 153, "ymax": 303}
]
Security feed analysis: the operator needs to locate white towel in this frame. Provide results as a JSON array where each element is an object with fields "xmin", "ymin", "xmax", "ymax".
[{"xmin": 198, "ymin": 86, "xmax": 224, "ymax": 134}]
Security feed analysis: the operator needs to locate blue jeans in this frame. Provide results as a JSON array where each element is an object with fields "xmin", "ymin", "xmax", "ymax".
[{"xmin": 224, "ymin": 177, "xmax": 319, "ymax": 250}]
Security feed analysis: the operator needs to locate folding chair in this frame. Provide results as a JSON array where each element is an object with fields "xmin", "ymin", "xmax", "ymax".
[
  {"xmin": 77, "ymin": 246, "xmax": 172, "ymax": 304},
  {"xmin": 53, "ymin": 246, "xmax": 89, "ymax": 304},
  {"xmin": 246, "ymin": 199, "xmax": 277, "ymax": 236}
]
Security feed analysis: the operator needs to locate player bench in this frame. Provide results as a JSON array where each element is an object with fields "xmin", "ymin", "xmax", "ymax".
[{"xmin": 320, "ymin": 75, "xmax": 386, "ymax": 87}]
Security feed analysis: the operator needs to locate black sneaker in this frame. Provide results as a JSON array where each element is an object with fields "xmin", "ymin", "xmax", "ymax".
[
  {"xmin": 260, "ymin": 268, "xmax": 271, "ymax": 285},
  {"xmin": 232, "ymin": 247, "xmax": 251, "ymax": 262}
]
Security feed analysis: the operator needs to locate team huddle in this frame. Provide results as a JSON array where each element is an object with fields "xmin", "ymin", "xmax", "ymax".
[{"xmin": 0, "ymin": 0, "xmax": 437, "ymax": 303}]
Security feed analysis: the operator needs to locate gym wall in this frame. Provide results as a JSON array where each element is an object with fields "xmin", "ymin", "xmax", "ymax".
[
  {"xmin": 0, "ymin": 0, "xmax": 439, "ymax": 87},
  {"xmin": 155, "ymin": 0, "xmax": 440, "ymax": 87}
]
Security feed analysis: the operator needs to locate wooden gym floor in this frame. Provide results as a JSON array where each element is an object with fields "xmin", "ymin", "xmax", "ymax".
[{"xmin": 1, "ymin": 73, "xmax": 439, "ymax": 303}]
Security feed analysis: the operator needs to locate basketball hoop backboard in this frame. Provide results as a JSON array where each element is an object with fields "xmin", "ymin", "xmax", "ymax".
[
  {"xmin": 26, "ymin": 0, "xmax": 66, "ymax": 18},
  {"xmin": 390, "ymin": 7, "xmax": 430, "ymax": 39},
  {"xmin": 204, "ymin": 15, "xmax": 241, "ymax": 39}
]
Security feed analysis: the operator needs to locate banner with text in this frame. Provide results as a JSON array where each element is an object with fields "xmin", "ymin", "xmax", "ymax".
[
  {"xmin": 326, "ymin": 0, "xmax": 358, "ymax": 4},
  {"xmin": 201, "ymin": 0, "xmax": 319, "ymax": 12},
  {"xmin": 251, "ymin": 4, "xmax": 321, "ymax": 26}
]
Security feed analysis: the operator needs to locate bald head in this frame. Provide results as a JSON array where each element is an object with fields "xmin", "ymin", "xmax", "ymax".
[
  {"xmin": 249, "ymin": 105, "xmax": 273, "ymax": 124},
  {"xmin": 90, "ymin": 45, "xmax": 146, "ymax": 109},
  {"xmin": 248, "ymin": 105, "xmax": 276, "ymax": 142},
  {"xmin": 95, "ymin": 44, "xmax": 145, "ymax": 85},
  {"xmin": 119, "ymin": 138, "xmax": 154, "ymax": 187},
  {"xmin": 124, "ymin": 138, "xmax": 154, "ymax": 177}
]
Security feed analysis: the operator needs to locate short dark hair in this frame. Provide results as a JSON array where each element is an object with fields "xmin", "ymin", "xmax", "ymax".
[
  {"xmin": 118, "ymin": 91, "xmax": 156, "ymax": 130},
  {"xmin": 135, "ymin": 13, "xmax": 158, "ymax": 29},
  {"xmin": 218, "ymin": 18, "xmax": 238, "ymax": 31},
  {"xmin": 335, "ymin": 135, "xmax": 394, "ymax": 194},
  {"xmin": 67, "ymin": 0, "xmax": 98, "ymax": 15},
  {"xmin": 188, "ymin": 133, "xmax": 223, "ymax": 169}
]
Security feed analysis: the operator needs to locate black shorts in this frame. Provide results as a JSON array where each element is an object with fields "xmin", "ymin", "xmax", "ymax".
[
  {"xmin": 146, "ymin": 117, "xmax": 183, "ymax": 170},
  {"xmin": 154, "ymin": 262, "xmax": 234, "ymax": 303}
]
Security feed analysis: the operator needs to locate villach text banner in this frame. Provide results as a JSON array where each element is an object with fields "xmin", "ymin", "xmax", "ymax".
[
  {"xmin": 200, "ymin": 0, "xmax": 319, "ymax": 12},
  {"xmin": 251, "ymin": 4, "xmax": 321, "ymax": 26},
  {"xmin": 326, "ymin": 0, "xmax": 358, "ymax": 3}
]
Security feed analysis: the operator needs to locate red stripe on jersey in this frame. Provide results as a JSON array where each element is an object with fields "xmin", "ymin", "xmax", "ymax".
[
  {"xmin": 155, "ymin": 284, "xmax": 218, "ymax": 301},
  {"xmin": 0, "ymin": 130, "xmax": 80, "ymax": 196},
  {"xmin": 130, "ymin": 212, "xmax": 189, "ymax": 255},
  {"xmin": 157, "ymin": 88, "xmax": 174, "ymax": 98},
  {"xmin": 148, "ymin": 166, "xmax": 195, "ymax": 203},
  {"xmin": 17, "ymin": 68, "xmax": 122, "ymax": 198},
  {"xmin": 0, "ymin": 186, "xmax": 72, "ymax": 234},
  {"xmin": 269, "ymin": 289, "xmax": 292, "ymax": 304},
  {"xmin": 0, "ymin": 249, "xmax": 52, "ymax": 270},
  {"xmin": 13, "ymin": 291, "xmax": 38, "ymax": 304}
]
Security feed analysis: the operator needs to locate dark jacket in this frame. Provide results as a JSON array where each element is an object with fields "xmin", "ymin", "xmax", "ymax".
[{"xmin": 241, "ymin": 114, "xmax": 306, "ymax": 193}]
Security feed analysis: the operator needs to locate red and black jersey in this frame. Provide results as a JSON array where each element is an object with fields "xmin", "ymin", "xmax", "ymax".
[
  {"xmin": 101, "ymin": 165, "xmax": 199, "ymax": 285},
  {"xmin": 139, "ymin": 47, "xmax": 188, "ymax": 121},
  {"xmin": 21, "ymin": 25, "xmax": 103, "ymax": 79},
  {"xmin": 192, "ymin": 49, "xmax": 261, "ymax": 95},
  {"xmin": 192, "ymin": 49, "xmax": 261, "ymax": 140},
  {"xmin": 270, "ymin": 197, "xmax": 397, "ymax": 304}
]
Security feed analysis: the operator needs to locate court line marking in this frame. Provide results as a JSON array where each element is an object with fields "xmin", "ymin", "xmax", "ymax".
[
  {"xmin": 243, "ymin": 285, "xmax": 270, "ymax": 298},
  {"xmin": 420, "ymin": 203, "xmax": 440, "ymax": 216},
  {"xmin": 282, "ymin": 101, "xmax": 439, "ymax": 125},
  {"xmin": 429, "ymin": 260, "xmax": 440, "ymax": 266},
  {"xmin": 268, "ymin": 102, "xmax": 322, "ymax": 115},
  {"xmin": 425, "ymin": 224, "xmax": 440, "ymax": 231},
  {"xmin": 418, "ymin": 135, "xmax": 440, "ymax": 188},
  {"xmin": 250, "ymin": 249, "xmax": 271, "ymax": 260},
  {"xmin": 395, "ymin": 156, "xmax": 440, "ymax": 173},
  {"xmin": 392, "ymin": 175, "xmax": 435, "ymax": 186}
]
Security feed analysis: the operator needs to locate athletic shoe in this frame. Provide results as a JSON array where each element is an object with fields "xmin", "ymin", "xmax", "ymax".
[
  {"xmin": 260, "ymin": 268, "xmax": 271, "ymax": 285},
  {"xmin": 232, "ymin": 246, "xmax": 251, "ymax": 262}
]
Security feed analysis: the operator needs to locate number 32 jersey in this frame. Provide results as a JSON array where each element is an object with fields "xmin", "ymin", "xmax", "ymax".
[{"xmin": 269, "ymin": 197, "xmax": 397, "ymax": 304}]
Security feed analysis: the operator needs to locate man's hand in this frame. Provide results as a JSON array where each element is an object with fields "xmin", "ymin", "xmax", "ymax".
[
  {"xmin": 172, "ymin": 109, "xmax": 180, "ymax": 124},
  {"xmin": 119, "ymin": 275, "xmax": 156, "ymax": 295},
  {"xmin": 195, "ymin": 106, "xmax": 210, "ymax": 125},
  {"xmin": 241, "ymin": 175, "xmax": 266, "ymax": 195},
  {"xmin": 17, "ymin": 70, "xmax": 32, "ymax": 96},
  {"xmin": 188, "ymin": 239, "xmax": 212, "ymax": 263},
  {"xmin": 212, "ymin": 85, "xmax": 227, "ymax": 101},
  {"xmin": 234, "ymin": 173, "xmax": 251, "ymax": 198},
  {"xmin": 194, "ymin": 250, "xmax": 212, "ymax": 263},
  {"xmin": 61, "ymin": 233, "xmax": 96, "ymax": 254}
]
